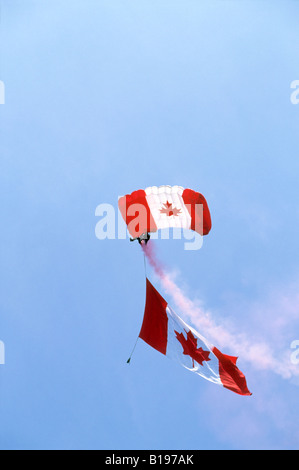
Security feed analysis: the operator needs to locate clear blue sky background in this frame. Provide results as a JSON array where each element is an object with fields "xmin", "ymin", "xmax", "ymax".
[{"xmin": 0, "ymin": 0, "xmax": 299, "ymax": 450}]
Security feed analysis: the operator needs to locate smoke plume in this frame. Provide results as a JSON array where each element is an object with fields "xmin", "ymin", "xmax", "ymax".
[{"xmin": 141, "ymin": 241, "xmax": 298, "ymax": 380}]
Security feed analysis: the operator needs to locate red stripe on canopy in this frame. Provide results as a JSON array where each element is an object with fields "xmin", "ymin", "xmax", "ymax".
[
  {"xmin": 118, "ymin": 190, "xmax": 157, "ymax": 238},
  {"xmin": 182, "ymin": 188, "xmax": 212, "ymax": 235}
]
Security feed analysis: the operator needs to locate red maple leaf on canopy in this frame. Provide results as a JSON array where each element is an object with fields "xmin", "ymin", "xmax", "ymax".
[
  {"xmin": 160, "ymin": 201, "xmax": 182, "ymax": 217},
  {"xmin": 175, "ymin": 329, "xmax": 211, "ymax": 367}
]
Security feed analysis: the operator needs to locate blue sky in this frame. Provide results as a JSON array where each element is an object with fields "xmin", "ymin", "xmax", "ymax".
[{"xmin": 0, "ymin": 0, "xmax": 299, "ymax": 450}]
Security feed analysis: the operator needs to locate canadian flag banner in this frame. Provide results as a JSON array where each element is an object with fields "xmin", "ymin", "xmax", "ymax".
[
  {"xmin": 118, "ymin": 185, "xmax": 212, "ymax": 239},
  {"xmin": 139, "ymin": 279, "xmax": 252, "ymax": 396}
]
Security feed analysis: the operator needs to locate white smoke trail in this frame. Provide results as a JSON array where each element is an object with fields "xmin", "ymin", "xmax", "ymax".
[{"xmin": 141, "ymin": 241, "xmax": 298, "ymax": 380}]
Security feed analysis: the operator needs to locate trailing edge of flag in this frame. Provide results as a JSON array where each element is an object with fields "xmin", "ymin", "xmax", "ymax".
[{"xmin": 139, "ymin": 278, "xmax": 252, "ymax": 396}]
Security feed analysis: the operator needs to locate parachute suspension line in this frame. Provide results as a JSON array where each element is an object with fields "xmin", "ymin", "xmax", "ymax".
[
  {"xmin": 127, "ymin": 243, "xmax": 147, "ymax": 364},
  {"xmin": 127, "ymin": 241, "xmax": 147, "ymax": 364},
  {"xmin": 143, "ymin": 248, "xmax": 147, "ymax": 279}
]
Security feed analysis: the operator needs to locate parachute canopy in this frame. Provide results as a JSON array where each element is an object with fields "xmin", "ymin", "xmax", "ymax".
[{"xmin": 118, "ymin": 185, "xmax": 212, "ymax": 240}]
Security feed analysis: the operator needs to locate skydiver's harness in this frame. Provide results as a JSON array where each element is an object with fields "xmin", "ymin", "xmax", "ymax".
[{"xmin": 130, "ymin": 232, "xmax": 151, "ymax": 245}]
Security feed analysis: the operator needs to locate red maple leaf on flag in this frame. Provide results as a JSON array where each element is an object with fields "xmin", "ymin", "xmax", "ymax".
[
  {"xmin": 160, "ymin": 201, "xmax": 182, "ymax": 217},
  {"xmin": 175, "ymin": 329, "xmax": 211, "ymax": 367}
]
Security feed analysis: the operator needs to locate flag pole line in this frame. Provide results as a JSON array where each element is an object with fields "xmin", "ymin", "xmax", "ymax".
[
  {"xmin": 126, "ymin": 337, "xmax": 139, "ymax": 364},
  {"xmin": 126, "ymin": 244, "xmax": 147, "ymax": 364},
  {"xmin": 142, "ymin": 242, "xmax": 147, "ymax": 279}
]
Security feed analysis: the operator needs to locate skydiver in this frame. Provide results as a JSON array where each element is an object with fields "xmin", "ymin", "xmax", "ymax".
[{"xmin": 130, "ymin": 232, "xmax": 151, "ymax": 245}]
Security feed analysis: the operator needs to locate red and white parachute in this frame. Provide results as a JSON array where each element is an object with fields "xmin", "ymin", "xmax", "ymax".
[{"xmin": 118, "ymin": 185, "xmax": 212, "ymax": 241}]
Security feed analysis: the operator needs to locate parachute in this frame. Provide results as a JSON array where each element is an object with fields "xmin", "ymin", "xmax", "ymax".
[{"xmin": 118, "ymin": 185, "xmax": 212, "ymax": 243}]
